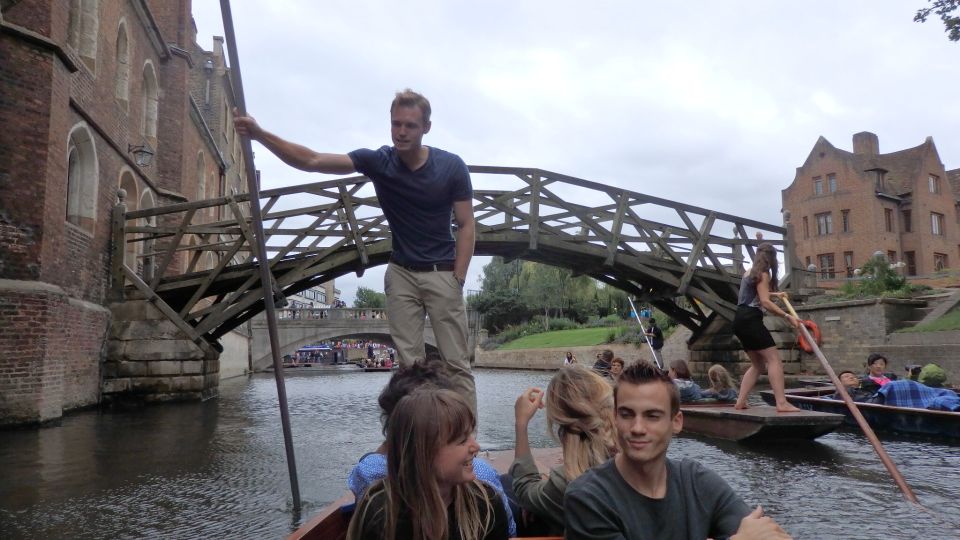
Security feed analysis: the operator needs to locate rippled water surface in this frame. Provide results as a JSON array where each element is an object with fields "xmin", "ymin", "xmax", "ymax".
[{"xmin": 1, "ymin": 369, "xmax": 958, "ymax": 539}]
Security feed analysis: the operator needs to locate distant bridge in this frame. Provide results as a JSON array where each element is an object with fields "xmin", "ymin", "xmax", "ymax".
[
  {"xmin": 249, "ymin": 307, "xmax": 481, "ymax": 371},
  {"xmin": 111, "ymin": 165, "xmax": 792, "ymax": 352}
]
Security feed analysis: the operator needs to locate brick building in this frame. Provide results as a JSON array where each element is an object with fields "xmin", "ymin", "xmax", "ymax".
[
  {"xmin": 0, "ymin": 0, "xmax": 250, "ymax": 425},
  {"xmin": 782, "ymin": 132, "xmax": 960, "ymax": 282}
]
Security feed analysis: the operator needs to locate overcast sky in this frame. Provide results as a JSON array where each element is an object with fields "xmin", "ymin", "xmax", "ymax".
[{"xmin": 192, "ymin": 1, "xmax": 959, "ymax": 304}]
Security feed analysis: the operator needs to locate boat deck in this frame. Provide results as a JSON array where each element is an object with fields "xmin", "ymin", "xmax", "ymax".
[{"xmin": 680, "ymin": 403, "xmax": 844, "ymax": 441}]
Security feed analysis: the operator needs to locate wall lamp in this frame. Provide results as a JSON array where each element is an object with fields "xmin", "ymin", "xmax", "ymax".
[{"xmin": 128, "ymin": 142, "xmax": 155, "ymax": 168}]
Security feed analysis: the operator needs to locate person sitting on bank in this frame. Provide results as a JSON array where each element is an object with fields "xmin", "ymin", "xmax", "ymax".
[
  {"xmin": 829, "ymin": 370, "xmax": 879, "ymax": 403},
  {"xmin": 668, "ymin": 359, "xmax": 702, "ymax": 403},
  {"xmin": 862, "ymin": 353, "xmax": 898, "ymax": 391},
  {"xmin": 564, "ymin": 351, "xmax": 578, "ymax": 365},
  {"xmin": 347, "ymin": 389, "xmax": 509, "ymax": 540},
  {"xmin": 700, "ymin": 364, "xmax": 739, "ymax": 403},
  {"xmin": 510, "ymin": 365, "xmax": 617, "ymax": 536},
  {"xmin": 564, "ymin": 361, "xmax": 793, "ymax": 540},
  {"xmin": 347, "ymin": 361, "xmax": 516, "ymax": 536}
]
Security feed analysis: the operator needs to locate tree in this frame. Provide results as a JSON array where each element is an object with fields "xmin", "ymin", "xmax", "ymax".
[
  {"xmin": 915, "ymin": 1, "xmax": 960, "ymax": 41},
  {"xmin": 353, "ymin": 286, "xmax": 386, "ymax": 308}
]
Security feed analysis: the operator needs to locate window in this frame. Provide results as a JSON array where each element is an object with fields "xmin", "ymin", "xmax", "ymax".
[
  {"xmin": 875, "ymin": 170, "xmax": 885, "ymax": 191},
  {"xmin": 65, "ymin": 123, "xmax": 99, "ymax": 233},
  {"xmin": 841, "ymin": 209, "xmax": 850, "ymax": 232},
  {"xmin": 141, "ymin": 62, "xmax": 159, "ymax": 144},
  {"xmin": 827, "ymin": 173, "xmax": 837, "ymax": 193},
  {"xmin": 844, "ymin": 251, "xmax": 854, "ymax": 278},
  {"xmin": 932, "ymin": 212, "xmax": 945, "ymax": 236},
  {"xmin": 903, "ymin": 210, "xmax": 912, "ymax": 232},
  {"xmin": 934, "ymin": 253, "xmax": 948, "ymax": 272},
  {"xmin": 813, "ymin": 176, "xmax": 823, "ymax": 195},
  {"xmin": 818, "ymin": 253, "xmax": 836, "ymax": 279},
  {"xmin": 68, "ymin": 0, "xmax": 99, "ymax": 71},
  {"xmin": 119, "ymin": 170, "xmax": 138, "ymax": 268},
  {"xmin": 887, "ymin": 251, "xmax": 897, "ymax": 263},
  {"xmin": 929, "ymin": 174, "xmax": 941, "ymax": 194},
  {"xmin": 802, "ymin": 216, "xmax": 809, "ymax": 239},
  {"xmin": 815, "ymin": 212, "xmax": 832, "ymax": 236},
  {"xmin": 904, "ymin": 251, "xmax": 917, "ymax": 276},
  {"xmin": 805, "ymin": 256, "xmax": 811, "ymax": 268},
  {"xmin": 115, "ymin": 21, "xmax": 130, "ymax": 107},
  {"xmin": 884, "ymin": 208, "xmax": 893, "ymax": 232}
]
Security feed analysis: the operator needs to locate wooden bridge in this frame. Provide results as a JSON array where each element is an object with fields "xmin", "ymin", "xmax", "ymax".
[{"xmin": 111, "ymin": 166, "xmax": 791, "ymax": 350}]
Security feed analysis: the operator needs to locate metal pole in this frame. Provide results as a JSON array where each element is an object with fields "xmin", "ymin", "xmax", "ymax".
[
  {"xmin": 782, "ymin": 297, "xmax": 918, "ymax": 505},
  {"xmin": 627, "ymin": 297, "xmax": 661, "ymax": 369},
  {"xmin": 219, "ymin": 0, "xmax": 301, "ymax": 511}
]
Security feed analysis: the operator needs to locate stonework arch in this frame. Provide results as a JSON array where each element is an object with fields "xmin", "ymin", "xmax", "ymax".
[
  {"xmin": 139, "ymin": 189, "xmax": 156, "ymax": 279},
  {"xmin": 65, "ymin": 122, "xmax": 99, "ymax": 233},
  {"xmin": 196, "ymin": 151, "xmax": 207, "ymax": 219}
]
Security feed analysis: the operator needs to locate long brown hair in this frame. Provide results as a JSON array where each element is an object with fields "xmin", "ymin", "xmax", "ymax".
[
  {"xmin": 347, "ymin": 389, "xmax": 492, "ymax": 540},
  {"xmin": 544, "ymin": 365, "xmax": 617, "ymax": 480},
  {"xmin": 707, "ymin": 364, "xmax": 736, "ymax": 392},
  {"xmin": 747, "ymin": 242, "xmax": 779, "ymax": 292}
]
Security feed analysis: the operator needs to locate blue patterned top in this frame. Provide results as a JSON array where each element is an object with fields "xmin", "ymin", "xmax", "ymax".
[{"xmin": 348, "ymin": 452, "xmax": 517, "ymax": 536}]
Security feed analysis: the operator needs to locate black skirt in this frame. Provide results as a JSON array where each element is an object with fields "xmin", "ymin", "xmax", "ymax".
[{"xmin": 732, "ymin": 305, "xmax": 775, "ymax": 351}]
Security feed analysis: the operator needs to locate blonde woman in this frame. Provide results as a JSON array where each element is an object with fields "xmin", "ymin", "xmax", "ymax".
[
  {"xmin": 510, "ymin": 365, "xmax": 617, "ymax": 535},
  {"xmin": 347, "ymin": 389, "xmax": 508, "ymax": 540},
  {"xmin": 701, "ymin": 364, "xmax": 739, "ymax": 403}
]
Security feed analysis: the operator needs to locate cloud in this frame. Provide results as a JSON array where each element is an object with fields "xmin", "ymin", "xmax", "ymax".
[{"xmin": 192, "ymin": 1, "xmax": 960, "ymax": 303}]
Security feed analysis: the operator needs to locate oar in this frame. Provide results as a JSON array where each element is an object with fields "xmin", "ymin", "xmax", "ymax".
[
  {"xmin": 628, "ymin": 297, "xmax": 661, "ymax": 369},
  {"xmin": 781, "ymin": 296, "xmax": 919, "ymax": 505}
]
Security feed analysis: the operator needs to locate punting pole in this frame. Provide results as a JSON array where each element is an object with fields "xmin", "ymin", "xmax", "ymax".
[
  {"xmin": 219, "ymin": 0, "xmax": 301, "ymax": 511},
  {"xmin": 782, "ymin": 296, "xmax": 918, "ymax": 505},
  {"xmin": 627, "ymin": 297, "xmax": 661, "ymax": 369}
]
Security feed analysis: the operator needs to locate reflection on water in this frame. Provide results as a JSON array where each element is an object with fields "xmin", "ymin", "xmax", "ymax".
[{"xmin": 1, "ymin": 369, "xmax": 958, "ymax": 539}]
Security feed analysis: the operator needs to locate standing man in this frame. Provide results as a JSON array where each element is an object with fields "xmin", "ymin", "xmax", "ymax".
[
  {"xmin": 645, "ymin": 318, "xmax": 664, "ymax": 366},
  {"xmin": 233, "ymin": 89, "xmax": 477, "ymax": 414},
  {"xmin": 564, "ymin": 361, "xmax": 793, "ymax": 539}
]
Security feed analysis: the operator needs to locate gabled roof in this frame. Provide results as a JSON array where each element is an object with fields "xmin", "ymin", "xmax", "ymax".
[{"xmin": 808, "ymin": 136, "xmax": 936, "ymax": 196}]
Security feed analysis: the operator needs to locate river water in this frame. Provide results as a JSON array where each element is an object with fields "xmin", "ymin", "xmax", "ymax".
[{"xmin": 1, "ymin": 369, "xmax": 958, "ymax": 539}]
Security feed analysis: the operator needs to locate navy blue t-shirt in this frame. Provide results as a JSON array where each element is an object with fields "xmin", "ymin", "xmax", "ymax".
[{"xmin": 348, "ymin": 145, "xmax": 472, "ymax": 265}]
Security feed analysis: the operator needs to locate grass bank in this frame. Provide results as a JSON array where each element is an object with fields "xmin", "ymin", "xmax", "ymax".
[
  {"xmin": 898, "ymin": 307, "xmax": 960, "ymax": 332},
  {"xmin": 498, "ymin": 327, "xmax": 625, "ymax": 350}
]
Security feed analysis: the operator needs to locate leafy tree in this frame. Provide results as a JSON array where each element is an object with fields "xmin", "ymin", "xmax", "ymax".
[
  {"xmin": 353, "ymin": 286, "xmax": 386, "ymax": 308},
  {"xmin": 915, "ymin": 0, "xmax": 960, "ymax": 41},
  {"xmin": 470, "ymin": 290, "xmax": 534, "ymax": 332},
  {"xmin": 480, "ymin": 256, "xmax": 522, "ymax": 293}
]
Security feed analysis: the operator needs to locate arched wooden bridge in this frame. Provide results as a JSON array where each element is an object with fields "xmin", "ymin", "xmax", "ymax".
[{"xmin": 111, "ymin": 166, "xmax": 791, "ymax": 349}]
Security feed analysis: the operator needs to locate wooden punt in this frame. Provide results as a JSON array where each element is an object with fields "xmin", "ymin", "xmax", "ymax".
[
  {"xmin": 760, "ymin": 387, "xmax": 960, "ymax": 439},
  {"xmin": 286, "ymin": 447, "xmax": 563, "ymax": 540},
  {"xmin": 680, "ymin": 402, "xmax": 844, "ymax": 442}
]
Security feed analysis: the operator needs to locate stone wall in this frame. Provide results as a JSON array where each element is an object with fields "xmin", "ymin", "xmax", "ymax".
[
  {"xmin": 218, "ymin": 325, "xmax": 251, "ymax": 380},
  {"xmin": 475, "ymin": 343, "xmax": 648, "ymax": 370}
]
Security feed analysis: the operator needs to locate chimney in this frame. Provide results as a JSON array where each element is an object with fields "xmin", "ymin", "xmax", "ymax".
[
  {"xmin": 852, "ymin": 131, "xmax": 879, "ymax": 155},
  {"xmin": 213, "ymin": 36, "xmax": 224, "ymax": 59}
]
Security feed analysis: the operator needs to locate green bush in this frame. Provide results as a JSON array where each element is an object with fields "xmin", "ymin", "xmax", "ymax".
[{"xmin": 837, "ymin": 256, "xmax": 928, "ymax": 299}]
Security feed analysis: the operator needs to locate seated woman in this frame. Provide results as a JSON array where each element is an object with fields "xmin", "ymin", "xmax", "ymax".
[
  {"xmin": 668, "ymin": 359, "xmax": 702, "ymax": 402},
  {"xmin": 862, "ymin": 353, "xmax": 898, "ymax": 391},
  {"xmin": 510, "ymin": 365, "xmax": 616, "ymax": 536},
  {"xmin": 700, "ymin": 364, "xmax": 738, "ymax": 403},
  {"xmin": 347, "ymin": 388, "xmax": 509, "ymax": 540},
  {"xmin": 348, "ymin": 362, "xmax": 516, "ymax": 536}
]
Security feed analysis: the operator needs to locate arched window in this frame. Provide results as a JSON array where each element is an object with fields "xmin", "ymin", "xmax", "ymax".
[
  {"xmin": 141, "ymin": 62, "xmax": 159, "ymax": 145},
  {"xmin": 196, "ymin": 151, "xmax": 207, "ymax": 201},
  {"xmin": 139, "ymin": 190, "xmax": 156, "ymax": 279},
  {"xmin": 68, "ymin": 0, "xmax": 99, "ymax": 71},
  {"xmin": 118, "ymin": 170, "xmax": 139, "ymax": 268},
  {"xmin": 66, "ymin": 123, "xmax": 99, "ymax": 233},
  {"xmin": 115, "ymin": 21, "xmax": 130, "ymax": 107}
]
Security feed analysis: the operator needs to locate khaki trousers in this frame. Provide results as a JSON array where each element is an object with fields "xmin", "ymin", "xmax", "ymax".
[{"xmin": 384, "ymin": 263, "xmax": 476, "ymax": 416}]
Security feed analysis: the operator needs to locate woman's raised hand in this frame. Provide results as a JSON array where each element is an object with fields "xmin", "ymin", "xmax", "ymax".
[{"xmin": 515, "ymin": 387, "xmax": 544, "ymax": 426}]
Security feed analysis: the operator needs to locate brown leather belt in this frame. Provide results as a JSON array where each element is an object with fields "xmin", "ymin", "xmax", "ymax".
[{"xmin": 391, "ymin": 260, "xmax": 455, "ymax": 272}]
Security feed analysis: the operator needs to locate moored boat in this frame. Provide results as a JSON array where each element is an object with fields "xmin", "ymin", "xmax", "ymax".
[
  {"xmin": 760, "ymin": 387, "xmax": 960, "ymax": 439},
  {"xmin": 680, "ymin": 402, "xmax": 844, "ymax": 442}
]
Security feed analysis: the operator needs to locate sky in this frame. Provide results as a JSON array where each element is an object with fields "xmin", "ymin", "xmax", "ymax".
[{"xmin": 191, "ymin": 1, "xmax": 960, "ymax": 305}]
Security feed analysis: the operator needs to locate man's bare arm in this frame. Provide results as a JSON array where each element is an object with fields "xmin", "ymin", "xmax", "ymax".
[
  {"xmin": 452, "ymin": 199, "xmax": 475, "ymax": 285},
  {"xmin": 233, "ymin": 109, "xmax": 355, "ymax": 175}
]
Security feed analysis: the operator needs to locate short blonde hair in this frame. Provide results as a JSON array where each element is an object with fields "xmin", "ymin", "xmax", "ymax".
[{"xmin": 390, "ymin": 88, "xmax": 431, "ymax": 123}]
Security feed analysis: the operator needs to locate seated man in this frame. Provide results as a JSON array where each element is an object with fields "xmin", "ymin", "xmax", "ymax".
[
  {"xmin": 829, "ymin": 370, "xmax": 879, "ymax": 403},
  {"xmin": 564, "ymin": 361, "xmax": 792, "ymax": 540},
  {"xmin": 347, "ymin": 361, "xmax": 517, "ymax": 536}
]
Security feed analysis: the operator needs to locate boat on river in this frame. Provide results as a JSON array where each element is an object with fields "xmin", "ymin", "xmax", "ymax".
[
  {"xmin": 680, "ymin": 402, "xmax": 844, "ymax": 442},
  {"xmin": 286, "ymin": 448, "xmax": 563, "ymax": 540},
  {"xmin": 759, "ymin": 387, "xmax": 960, "ymax": 439}
]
